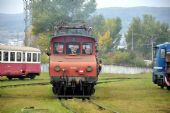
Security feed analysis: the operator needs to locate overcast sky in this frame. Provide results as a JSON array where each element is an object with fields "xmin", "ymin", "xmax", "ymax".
[{"xmin": 0, "ymin": 0, "xmax": 170, "ymax": 14}]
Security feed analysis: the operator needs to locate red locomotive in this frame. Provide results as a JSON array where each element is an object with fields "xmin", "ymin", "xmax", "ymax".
[
  {"xmin": 0, "ymin": 45, "xmax": 41, "ymax": 80},
  {"xmin": 48, "ymin": 23, "xmax": 101, "ymax": 97}
]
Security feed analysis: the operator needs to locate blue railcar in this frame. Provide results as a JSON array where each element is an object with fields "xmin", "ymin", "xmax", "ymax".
[{"xmin": 152, "ymin": 42, "xmax": 170, "ymax": 90}]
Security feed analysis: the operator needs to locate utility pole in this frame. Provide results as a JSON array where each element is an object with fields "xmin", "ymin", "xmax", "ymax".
[
  {"xmin": 23, "ymin": 0, "xmax": 32, "ymax": 46},
  {"xmin": 131, "ymin": 29, "xmax": 134, "ymax": 51},
  {"xmin": 151, "ymin": 36, "xmax": 155, "ymax": 61}
]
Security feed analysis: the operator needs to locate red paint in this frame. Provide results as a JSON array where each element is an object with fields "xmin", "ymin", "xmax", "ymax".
[
  {"xmin": 49, "ymin": 35, "xmax": 97, "ymax": 77},
  {"xmin": 0, "ymin": 63, "xmax": 41, "ymax": 77}
]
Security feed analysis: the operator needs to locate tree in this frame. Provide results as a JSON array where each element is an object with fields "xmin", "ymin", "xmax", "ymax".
[
  {"xmin": 34, "ymin": 33, "xmax": 50, "ymax": 53},
  {"xmin": 98, "ymin": 31, "xmax": 112, "ymax": 53},
  {"xmin": 126, "ymin": 14, "xmax": 170, "ymax": 59},
  {"xmin": 90, "ymin": 14, "xmax": 105, "ymax": 38},
  {"xmin": 104, "ymin": 18, "xmax": 121, "ymax": 40},
  {"xmin": 33, "ymin": 33, "xmax": 50, "ymax": 63},
  {"xmin": 32, "ymin": 0, "xmax": 96, "ymax": 34}
]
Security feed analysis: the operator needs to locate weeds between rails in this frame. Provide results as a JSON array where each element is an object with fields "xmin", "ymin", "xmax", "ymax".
[
  {"xmin": 59, "ymin": 100, "xmax": 77, "ymax": 113},
  {"xmin": 58, "ymin": 98, "xmax": 119, "ymax": 113},
  {"xmin": 88, "ymin": 100, "xmax": 119, "ymax": 113}
]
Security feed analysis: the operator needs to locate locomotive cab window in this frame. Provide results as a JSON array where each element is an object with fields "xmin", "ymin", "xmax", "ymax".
[
  {"xmin": 10, "ymin": 52, "xmax": 15, "ymax": 61},
  {"xmin": 160, "ymin": 48, "xmax": 165, "ymax": 58},
  {"xmin": 17, "ymin": 52, "xmax": 21, "ymax": 62},
  {"xmin": 3, "ymin": 51, "xmax": 8, "ymax": 61},
  {"xmin": 66, "ymin": 42, "xmax": 80, "ymax": 54},
  {"xmin": 82, "ymin": 43, "xmax": 93, "ymax": 55},
  {"xmin": 54, "ymin": 42, "xmax": 64, "ymax": 54},
  {"xmin": 27, "ymin": 53, "xmax": 31, "ymax": 62},
  {"xmin": 153, "ymin": 47, "xmax": 158, "ymax": 58}
]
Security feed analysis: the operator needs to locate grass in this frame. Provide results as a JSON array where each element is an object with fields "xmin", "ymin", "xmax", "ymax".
[
  {"xmin": 0, "ymin": 73, "xmax": 170, "ymax": 113},
  {"xmin": 0, "ymin": 73, "xmax": 49, "ymax": 86}
]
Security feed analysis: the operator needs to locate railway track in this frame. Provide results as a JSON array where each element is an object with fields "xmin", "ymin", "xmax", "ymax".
[
  {"xmin": 0, "ymin": 77, "xmax": 141, "ymax": 88},
  {"xmin": 58, "ymin": 98, "xmax": 119, "ymax": 113},
  {"xmin": 88, "ymin": 100, "xmax": 119, "ymax": 113},
  {"xmin": 0, "ymin": 82, "xmax": 50, "ymax": 88},
  {"xmin": 59, "ymin": 100, "xmax": 77, "ymax": 113},
  {"xmin": 0, "ymin": 80, "xmax": 124, "ymax": 88},
  {"xmin": 0, "ymin": 79, "xmax": 124, "ymax": 113},
  {"xmin": 100, "ymin": 77, "xmax": 142, "ymax": 81},
  {"xmin": 97, "ymin": 79, "xmax": 126, "ymax": 84}
]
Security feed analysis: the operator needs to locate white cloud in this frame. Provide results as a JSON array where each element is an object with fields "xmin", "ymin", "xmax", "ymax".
[
  {"xmin": 0, "ymin": 0, "xmax": 23, "ymax": 14},
  {"xmin": 96, "ymin": 0, "xmax": 170, "ymax": 8},
  {"xmin": 0, "ymin": 0, "xmax": 170, "ymax": 14}
]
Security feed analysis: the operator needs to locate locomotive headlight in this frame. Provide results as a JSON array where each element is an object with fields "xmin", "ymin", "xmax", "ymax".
[
  {"xmin": 54, "ymin": 66, "xmax": 61, "ymax": 72},
  {"xmin": 86, "ymin": 66, "xmax": 93, "ymax": 72}
]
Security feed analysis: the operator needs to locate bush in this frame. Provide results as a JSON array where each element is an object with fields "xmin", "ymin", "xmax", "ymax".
[
  {"xmin": 41, "ymin": 53, "xmax": 49, "ymax": 64},
  {"xmin": 101, "ymin": 51, "xmax": 146, "ymax": 67}
]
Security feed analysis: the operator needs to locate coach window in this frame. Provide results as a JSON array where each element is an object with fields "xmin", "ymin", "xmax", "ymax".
[
  {"xmin": 3, "ymin": 51, "xmax": 8, "ymax": 61},
  {"xmin": 82, "ymin": 43, "xmax": 93, "ymax": 55},
  {"xmin": 27, "ymin": 53, "xmax": 31, "ymax": 62},
  {"xmin": 33, "ymin": 53, "xmax": 37, "ymax": 62},
  {"xmin": 17, "ymin": 52, "xmax": 21, "ymax": 62},
  {"xmin": 38, "ymin": 53, "xmax": 40, "ymax": 62},
  {"xmin": 0, "ymin": 51, "xmax": 1, "ymax": 61},
  {"xmin": 10, "ymin": 52, "xmax": 15, "ymax": 61}
]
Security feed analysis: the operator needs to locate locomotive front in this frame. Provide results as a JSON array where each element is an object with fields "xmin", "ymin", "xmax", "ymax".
[{"xmin": 48, "ymin": 24, "xmax": 101, "ymax": 97}]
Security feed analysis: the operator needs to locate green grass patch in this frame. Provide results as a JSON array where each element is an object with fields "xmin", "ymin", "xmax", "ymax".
[
  {"xmin": 0, "ymin": 73, "xmax": 50, "ymax": 86},
  {"xmin": 0, "ymin": 73, "xmax": 170, "ymax": 113}
]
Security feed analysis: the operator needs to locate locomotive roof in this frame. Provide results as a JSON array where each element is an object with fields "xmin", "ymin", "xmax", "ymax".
[
  {"xmin": 0, "ymin": 45, "xmax": 41, "ymax": 52},
  {"xmin": 156, "ymin": 42, "xmax": 170, "ymax": 47},
  {"xmin": 52, "ymin": 34, "xmax": 96, "ymax": 40}
]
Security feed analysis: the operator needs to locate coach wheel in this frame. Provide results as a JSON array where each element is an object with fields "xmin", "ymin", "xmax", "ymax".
[
  {"xmin": 160, "ymin": 85, "xmax": 164, "ymax": 89},
  {"xmin": 152, "ymin": 74, "xmax": 157, "ymax": 84},
  {"xmin": 7, "ymin": 76, "xmax": 12, "ymax": 80},
  {"xmin": 19, "ymin": 76, "xmax": 25, "ymax": 80},
  {"xmin": 167, "ymin": 86, "xmax": 170, "ymax": 90},
  {"xmin": 30, "ymin": 75, "xmax": 36, "ymax": 79}
]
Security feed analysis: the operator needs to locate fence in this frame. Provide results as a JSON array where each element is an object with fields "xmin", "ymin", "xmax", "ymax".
[
  {"xmin": 101, "ymin": 65, "xmax": 151, "ymax": 74},
  {"xmin": 41, "ymin": 64, "xmax": 152, "ymax": 74}
]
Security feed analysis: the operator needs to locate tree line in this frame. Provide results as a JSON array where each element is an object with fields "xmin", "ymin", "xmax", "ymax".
[{"xmin": 26, "ymin": 0, "xmax": 170, "ymax": 66}]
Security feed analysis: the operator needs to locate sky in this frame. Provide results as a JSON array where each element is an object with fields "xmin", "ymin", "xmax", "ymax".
[{"xmin": 0, "ymin": 0, "xmax": 170, "ymax": 14}]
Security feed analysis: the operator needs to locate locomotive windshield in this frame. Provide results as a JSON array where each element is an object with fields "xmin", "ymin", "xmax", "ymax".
[
  {"xmin": 54, "ymin": 42, "xmax": 64, "ymax": 54},
  {"xmin": 66, "ymin": 42, "xmax": 80, "ymax": 54},
  {"xmin": 53, "ymin": 42, "xmax": 94, "ymax": 55},
  {"xmin": 82, "ymin": 43, "xmax": 92, "ymax": 55},
  {"xmin": 153, "ymin": 47, "xmax": 158, "ymax": 58}
]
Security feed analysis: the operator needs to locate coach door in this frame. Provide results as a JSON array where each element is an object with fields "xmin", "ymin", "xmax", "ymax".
[
  {"xmin": 8, "ymin": 51, "xmax": 16, "ymax": 74},
  {"xmin": 8, "ymin": 51, "xmax": 22, "ymax": 76}
]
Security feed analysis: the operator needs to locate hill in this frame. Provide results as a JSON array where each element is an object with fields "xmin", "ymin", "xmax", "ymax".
[
  {"xmin": 96, "ymin": 7, "xmax": 170, "ymax": 33},
  {"xmin": 0, "ymin": 7, "xmax": 170, "ymax": 44},
  {"xmin": 0, "ymin": 13, "xmax": 24, "ymax": 32},
  {"xmin": 0, "ymin": 13, "xmax": 24, "ymax": 44}
]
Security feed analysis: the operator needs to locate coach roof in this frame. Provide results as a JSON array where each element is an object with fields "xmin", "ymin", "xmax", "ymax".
[{"xmin": 0, "ymin": 45, "xmax": 40, "ymax": 52}]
